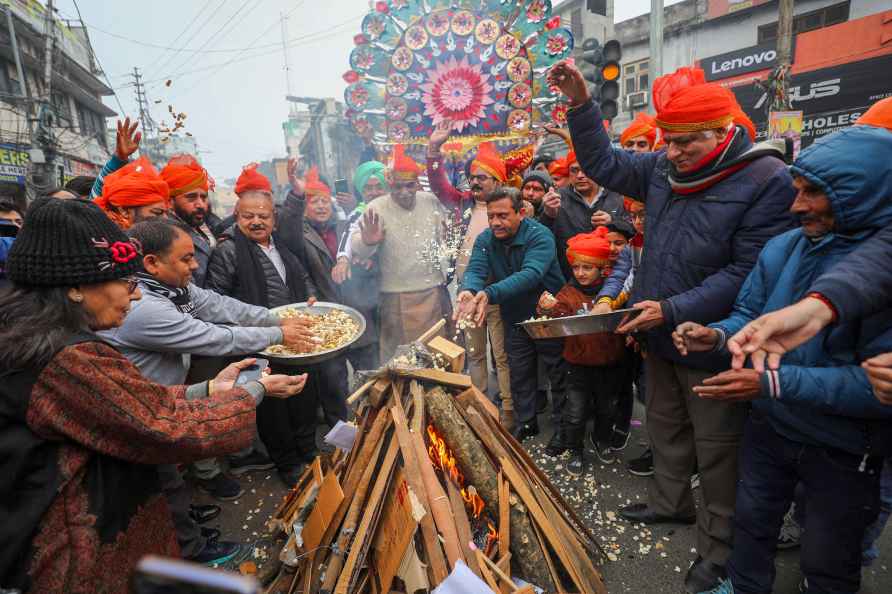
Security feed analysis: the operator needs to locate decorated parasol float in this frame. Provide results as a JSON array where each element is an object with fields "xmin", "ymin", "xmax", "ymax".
[{"xmin": 343, "ymin": 0, "xmax": 575, "ymax": 150}]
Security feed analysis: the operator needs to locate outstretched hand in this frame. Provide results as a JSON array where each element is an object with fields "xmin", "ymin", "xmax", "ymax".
[
  {"xmin": 115, "ymin": 117, "xmax": 141, "ymax": 161},
  {"xmin": 546, "ymin": 61, "xmax": 591, "ymax": 107},
  {"xmin": 429, "ymin": 120, "xmax": 452, "ymax": 152},
  {"xmin": 359, "ymin": 210, "xmax": 384, "ymax": 245},
  {"xmin": 287, "ymin": 157, "xmax": 304, "ymax": 195}
]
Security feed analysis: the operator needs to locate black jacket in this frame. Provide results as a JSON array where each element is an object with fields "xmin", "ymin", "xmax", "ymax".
[{"xmin": 538, "ymin": 186, "xmax": 626, "ymax": 279}]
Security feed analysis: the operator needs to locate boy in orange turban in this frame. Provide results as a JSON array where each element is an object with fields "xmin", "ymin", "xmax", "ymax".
[
  {"xmin": 621, "ymin": 112, "xmax": 659, "ymax": 153},
  {"xmin": 537, "ymin": 226, "xmax": 627, "ymax": 474},
  {"xmin": 547, "ymin": 59, "xmax": 796, "ymax": 592},
  {"xmin": 95, "ymin": 156, "xmax": 170, "ymax": 230}
]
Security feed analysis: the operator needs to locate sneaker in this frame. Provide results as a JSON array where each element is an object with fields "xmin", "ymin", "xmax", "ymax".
[
  {"xmin": 545, "ymin": 431, "xmax": 567, "ymax": 457},
  {"xmin": 627, "ymin": 449, "xmax": 654, "ymax": 477},
  {"xmin": 594, "ymin": 441, "xmax": 615, "ymax": 465},
  {"xmin": 609, "ymin": 428, "xmax": 631, "ymax": 452},
  {"xmin": 691, "ymin": 473, "xmax": 701, "ymax": 490},
  {"xmin": 699, "ymin": 577, "xmax": 735, "ymax": 594},
  {"xmin": 188, "ymin": 503, "xmax": 221, "ymax": 525},
  {"xmin": 197, "ymin": 474, "xmax": 244, "ymax": 502},
  {"xmin": 228, "ymin": 451, "xmax": 275, "ymax": 476},
  {"xmin": 567, "ymin": 450, "xmax": 584, "ymax": 476},
  {"xmin": 278, "ymin": 464, "xmax": 305, "ymax": 488},
  {"xmin": 777, "ymin": 505, "xmax": 801, "ymax": 550},
  {"xmin": 187, "ymin": 538, "xmax": 241, "ymax": 566},
  {"xmin": 512, "ymin": 420, "xmax": 540, "ymax": 442}
]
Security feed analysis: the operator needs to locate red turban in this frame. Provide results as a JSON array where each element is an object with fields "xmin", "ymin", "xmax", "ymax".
[
  {"xmin": 857, "ymin": 96, "xmax": 892, "ymax": 132},
  {"xmin": 235, "ymin": 163, "xmax": 272, "ymax": 196},
  {"xmin": 390, "ymin": 144, "xmax": 422, "ymax": 180},
  {"xmin": 160, "ymin": 154, "xmax": 209, "ymax": 197},
  {"xmin": 304, "ymin": 166, "xmax": 331, "ymax": 198},
  {"xmin": 95, "ymin": 156, "xmax": 169, "ymax": 229},
  {"xmin": 548, "ymin": 156, "xmax": 569, "ymax": 178},
  {"xmin": 472, "ymin": 141, "xmax": 507, "ymax": 182},
  {"xmin": 567, "ymin": 227, "xmax": 612, "ymax": 266},
  {"xmin": 654, "ymin": 67, "xmax": 737, "ymax": 134},
  {"xmin": 620, "ymin": 112, "xmax": 658, "ymax": 148},
  {"xmin": 565, "ymin": 149, "xmax": 577, "ymax": 166}
]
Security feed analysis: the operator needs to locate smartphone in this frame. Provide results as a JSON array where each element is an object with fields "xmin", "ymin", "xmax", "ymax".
[
  {"xmin": 132, "ymin": 556, "xmax": 260, "ymax": 594},
  {"xmin": 235, "ymin": 358, "xmax": 268, "ymax": 386},
  {"xmin": 334, "ymin": 178, "xmax": 349, "ymax": 195}
]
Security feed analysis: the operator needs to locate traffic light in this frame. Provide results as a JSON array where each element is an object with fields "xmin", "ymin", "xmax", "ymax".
[{"xmin": 579, "ymin": 37, "xmax": 623, "ymax": 120}]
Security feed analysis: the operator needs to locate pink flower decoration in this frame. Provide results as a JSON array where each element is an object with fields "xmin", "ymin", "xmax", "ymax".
[
  {"xmin": 343, "ymin": 70, "xmax": 360, "ymax": 84},
  {"xmin": 109, "ymin": 241, "xmax": 138, "ymax": 264},
  {"xmin": 375, "ymin": 1, "xmax": 389, "ymax": 13},
  {"xmin": 354, "ymin": 34, "xmax": 369, "ymax": 46},
  {"xmin": 546, "ymin": 34, "xmax": 568, "ymax": 57},
  {"xmin": 420, "ymin": 56, "xmax": 494, "ymax": 132},
  {"xmin": 545, "ymin": 16, "xmax": 561, "ymax": 30}
]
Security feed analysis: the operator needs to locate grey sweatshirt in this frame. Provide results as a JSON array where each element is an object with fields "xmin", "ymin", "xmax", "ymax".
[{"xmin": 100, "ymin": 280, "xmax": 283, "ymax": 385}]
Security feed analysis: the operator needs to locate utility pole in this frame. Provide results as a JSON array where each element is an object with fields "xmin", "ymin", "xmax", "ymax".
[
  {"xmin": 280, "ymin": 11, "xmax": 292, "ymax": 98},
  {"xmin": 773, "ymin": 0, "xmax": 794, "ymax": 110},
  {"xmin": 41, "ymin": 0, "xmax": 54, "ymax": 100},
  {"xmin": 649, "ymin": 0, "xmax": 664, "ymax": 81},
  {"xmin": 131, "ymin": 67, "xmax": 160, "ymax": 163}
]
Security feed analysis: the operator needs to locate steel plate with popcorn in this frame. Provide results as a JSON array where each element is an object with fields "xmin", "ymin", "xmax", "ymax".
[{"xmin": 261, "ymin": 302, "xmax": 366, "ymax": 366}]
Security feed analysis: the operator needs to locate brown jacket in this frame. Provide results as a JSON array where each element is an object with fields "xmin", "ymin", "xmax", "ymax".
[{"xmin": 541, "ymin": 283, "xmax": 627, "ymax": 367}]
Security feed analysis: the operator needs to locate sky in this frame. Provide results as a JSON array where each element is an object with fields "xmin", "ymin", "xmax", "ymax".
[{"xmin": 55, "ymin": 0, "xmax": 680, "ymax": 181}]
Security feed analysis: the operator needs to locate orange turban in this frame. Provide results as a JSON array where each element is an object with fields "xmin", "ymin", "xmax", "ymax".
[
  {"xmin": 565, "ymin": 149, "xmax": 577, "ymax": 166},
  {"xmin": 472, "ymin": 142, "xmax": 507, "ymax": 182},
  {"xmin": 304, "ymin": 166, "xmax": 331, "ymax": 198},
  {"xmin": 160, "ymin": 154, "xmax": 209, "ymax": 197},
  {"xmin": 654, "ymin": 67, "xmax": 737, "ymax": 134},
  {"xmin": 548, "ymin": 157, "xmax": 569, "ymax": 178},
  {"xmin": 620, "ymin": 113, "xmax": 658, "ymax": 148},
  {"xmin": 235, "ymin": 163, "xmax": 272, "ymax": 196},
  {"xmin": 566, "ymin": 227, "xmax": 612, "ymax": 266},
  {"xmin": 857, "ymin": 96, "xmax": 892, "ymax": 132},
  {"xmin": 95, "ymin": 156, "xmax": 169, "ymax": 229},
  {"xmin": 390, "ymin": 144, "xmax": 422, "ymax": 180}
]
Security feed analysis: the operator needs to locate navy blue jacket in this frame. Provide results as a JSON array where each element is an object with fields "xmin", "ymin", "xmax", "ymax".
[
  {"xmin": 461, "ymin": 218, "xmax": 565, "ymax": 325},
  {"xmin": 568, "ymin": 99, "xmax": 796, "ymax": 370},
  {"xmin": 710, "ymin": 125, "xmax": 892, "ymax": 455}
]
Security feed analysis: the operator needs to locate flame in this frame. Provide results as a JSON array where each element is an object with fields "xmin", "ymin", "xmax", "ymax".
[
  {"xmin": 485, "ymin": 522, "xmax": 499, "ymax": 551},
  {"xmin": 426, "ymin": 423, "xmax": 487, "ymax": 520}
]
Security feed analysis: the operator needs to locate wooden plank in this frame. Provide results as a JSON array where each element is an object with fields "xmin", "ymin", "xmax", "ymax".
[
  {"xmin": 346, "ymin": 377, "xmax": 376, "ymax": 406},
  {"xmin": 410, "ymin": 380, "xmax": 425, "ymax": 434},
  {"xmin": 445, "ymin": 480, "xmax": 482, "ymax": 578},
  {"xmin": 426, "ymin": 335, "xmax": 466, "ymax": 373},
  {"xmin": 498, "ymin": 472, "xmax": 510, "ymax": 561},
  {"xmin": 371, "ymin": 467, "xmax": 418, "ymax": 593},
  {"xmin": 417, "ymin": 318, "xmax": 447, "ymax": 345},
  {"xmin": 332, "ymin": 435, "xmax": 400, "ymax": 594},
  {"xmin": 496, "ymin": 553, "xmax": 513, "ymax": 594},
  {"xmin": 389, "ymin": 406, "xmax": 450, "ymax": 582},
  {"xmin": 478, "ymin": 550, "xmax": 519, "ymax": 593},
  {"xmin": 391, "ymin": 367, "xmax": 472, "ymax": 389},
  {"xmin": 300, "ymin": 471, "xmax": 344, "ymax": 552},
  {"xmin": 531, "ymin": 517, "xmax": 567, "ymax": 594},
  {"xmin": 500, "ymin": 456, "xmax": 607, "ymax": 594},
  {"xmin": 368, "ymin": 377, "xmax": 391, "ymax": 407},
  {"xmin": 475, "ymin": 550, "xmax": 502, "ymax": 593},
  {"xmin": 455, "ymin": 387, "xmax": 500, "ymax": 422}
]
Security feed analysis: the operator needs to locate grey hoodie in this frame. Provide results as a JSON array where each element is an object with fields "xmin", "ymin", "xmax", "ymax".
[{"xmin": 100, "ymin": 280, "xmax": 283, "ymax": 385}]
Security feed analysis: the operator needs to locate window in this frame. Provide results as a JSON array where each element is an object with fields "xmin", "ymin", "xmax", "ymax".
[
  {"xmin": 757, "ymin": 1, "xmax": 849, "ymax": 44},
  {"xmin": 623, "ymin": 59, "xmax": 649, "ymax": 97},
  {"xmin": 571, "ymin": 8, "xmax": 583, "ymax": 41},
  {"xmin": 51, "ymin": 91, "xmax": 71, "ymax": 126}
]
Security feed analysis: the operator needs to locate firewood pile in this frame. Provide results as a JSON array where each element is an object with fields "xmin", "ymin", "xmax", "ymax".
[{"xmin": 264, "ymin": 330, "xmax": 607, "ymax": 594}]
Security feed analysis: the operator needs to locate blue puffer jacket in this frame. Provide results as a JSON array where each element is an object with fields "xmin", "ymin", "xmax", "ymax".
[
  {"xmin": 711, "ymin": 125, "xmax": 892, "ymax": 456},
  {"xmin": 568, "ymin": 99, "xmax": 796, "ymax": 371}
]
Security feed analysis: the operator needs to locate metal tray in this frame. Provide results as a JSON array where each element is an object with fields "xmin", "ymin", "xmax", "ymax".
[
  {"xmin": 518, "ymin": 308, "xmax": 643, "ymax": 339},
  {"xmin": 259, "ymin": 302, "xmax": 367, "ymax": 366}
]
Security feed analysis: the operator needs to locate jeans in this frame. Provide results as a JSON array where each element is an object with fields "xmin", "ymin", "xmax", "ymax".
[
  {"xmin": 503, "ymin": 324, "xmax": 564, "ymax": 425},
  {"xmin": 862, "ymin": 458, "xmax": 892, "ymax": 566},
  {"xmin": 563, "ymin": 363, "xmax": 626, "ymax": 450},
  {"xmin": 157, "ymin": 463, "xmax": 204, "ymax": 558},
  {"xmin": 728, "ymin": 412, "xmax": 882, "ymax": 594}
]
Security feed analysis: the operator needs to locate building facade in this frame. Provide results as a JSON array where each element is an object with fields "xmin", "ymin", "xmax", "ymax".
[{"xmin": 0, "ymin": 0, "xmax": 115, "ymax": 203}]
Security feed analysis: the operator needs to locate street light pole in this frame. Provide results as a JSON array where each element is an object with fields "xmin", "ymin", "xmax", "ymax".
[
  {"xmin": 774, "ymin": 0, "xmax": 794, "ymax": 109},
  {"xmin": 649, "ymin": 0, "xmax": 664, "ymax": 81}
]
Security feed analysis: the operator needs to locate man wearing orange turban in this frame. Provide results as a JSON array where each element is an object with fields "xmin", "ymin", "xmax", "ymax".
[
  {"xmin": 95, "ymin": 156, "xmax": 170, "ymax": 231},
  {"xmin": 621, "ymin": 112, "xmax": 659, "ymax": 153},
  {"xmin": 548, "ymin": 60, "xmax": 797, "ymax": 592},
  {"xmin": 352, "ymin": 144, "xmax": 452, "ymax": 363},
  {"xmin": 426, "ymin": 126, "xmax": 513, "ymax": 421},
  {"xmin": 160, "ymin": 154, "xmax": 220, "ymax": 287},
  {"xmin": 858, "ymin": 95, "xmax": 892, "ymax": 131}
]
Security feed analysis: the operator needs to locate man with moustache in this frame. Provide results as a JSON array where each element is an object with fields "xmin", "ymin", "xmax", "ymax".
[{"xmin": 162, "ymin": 154, "xmax": 222, "ymax": 288}]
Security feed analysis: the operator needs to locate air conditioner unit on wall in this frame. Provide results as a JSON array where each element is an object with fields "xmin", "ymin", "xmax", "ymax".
[{"xmin": 626, "ymin": 91, "xmax": 648, "ymax": 108}]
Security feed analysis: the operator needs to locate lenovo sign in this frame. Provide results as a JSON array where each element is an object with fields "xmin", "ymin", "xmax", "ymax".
[{"xmin": 702, "ymin": 42, "xmax": 786, "ymax": 81}]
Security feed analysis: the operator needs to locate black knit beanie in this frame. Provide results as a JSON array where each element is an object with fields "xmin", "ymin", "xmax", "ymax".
[
  {"xmin": 7, "ymin": 197, "xmax": 142, "ymax": 286},
  {"xmin": 522, "ymin": 170, "xmax": 553, "ymax": 191}
]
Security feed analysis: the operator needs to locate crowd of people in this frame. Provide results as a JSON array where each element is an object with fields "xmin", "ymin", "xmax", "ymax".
[{"xmin": 1, "ymin": 58, "xmax": 891, "ymax": 594}]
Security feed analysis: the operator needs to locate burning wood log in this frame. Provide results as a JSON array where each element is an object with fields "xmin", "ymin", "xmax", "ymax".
[{"xmin": 425, "ymin": 386, "xmax": 556, "ymax": 592}]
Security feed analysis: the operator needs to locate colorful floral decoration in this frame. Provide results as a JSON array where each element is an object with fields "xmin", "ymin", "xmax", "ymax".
[
  {"xmin": 345, "ymin": 0, "xmax": 574, "ymax": 145},
  {"xmin": 551, "ymin": 102, "xmax": 569, "ymax": 125}
]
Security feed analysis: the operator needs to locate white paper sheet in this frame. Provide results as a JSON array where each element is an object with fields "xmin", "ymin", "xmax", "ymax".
[
  {"xmin": 432, "ymin": 561, "xmax": 497, "ymax": 594},
  {"xmin": 323, "ymin": 420, "xmax": 357, "ymax": 451}
]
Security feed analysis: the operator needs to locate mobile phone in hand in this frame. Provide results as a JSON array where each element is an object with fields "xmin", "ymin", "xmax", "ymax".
[
  {"xmin": 235, "ymin": 358, "xmax": 268, "ymax": 386},
  {"xmin": 132, "ymin": 556, "xmax": 260, "ymax": 594},
  {"xmin": 334, "ymin": 178, "xmax": 349, "ymax": 195}
]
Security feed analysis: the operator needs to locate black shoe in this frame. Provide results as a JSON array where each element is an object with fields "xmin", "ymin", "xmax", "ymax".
[
  {"xmin": 627, "ymin": 448, "xmax": 654, "ymax": 477},
  {"xmin": 228, "ymin": 451, "xmax": 275, "ymax": 476},
  {"xmin": 512, "ymin": 420, "xmax": 540, "ymax": 442},
  {"xmin": 200, "ymin": 527, "xmax": 221, "ymax": 541},
  {"xmin": 545, "ymin": 431, "xmax": 567, "ymax": 457},
  {"xmin": 567, "ymin": 450, "xmax": 584, "ymax": 476},
  {"xmin": 609, "ymin": 427, "xmax": 631, "ymax": 451},
  {"xmin": 278, "ymin": 464, "xmax": 305, "ymax": 488},
  {"xmin": 684, "ymin": 556, "xmax": 727, "ymax": 594},
  {"xmin": 594, "ymin": 440, "xmax": 616, "ymax": 465},
  {"xmin": 197, "ymin": 474, "xmax": 244, "ymax": 502},
  {"xmin": 187, "ymin": 538, "xmax": 241, "ymax": 566},
  {"xmin": 189, "ymin": 503, "xmax": 221, "ymax": 525},
  {"xmin": 618, "ymin": 503, "xmax": 696, "ymax": 525}
]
